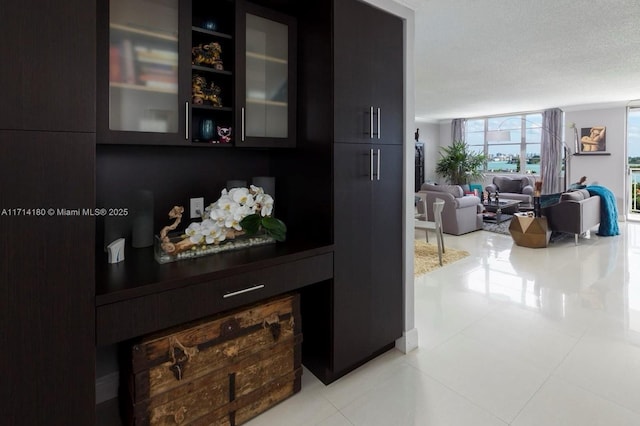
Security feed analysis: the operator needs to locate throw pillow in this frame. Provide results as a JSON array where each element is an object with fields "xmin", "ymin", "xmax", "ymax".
[
  {"xmin": 539, "ymin": 192, "xmax": 562, "ymax": 208},
  {"xmin": 560, "ymin": 191, "xmax": 585, "ymax": 201},
  {"xmin": 444, "ymin": 185, "xmax": 463, "ymax": 198},
  {"xmin": 496, "ymin": 177, "xmax": 521, "ymax": 193}
]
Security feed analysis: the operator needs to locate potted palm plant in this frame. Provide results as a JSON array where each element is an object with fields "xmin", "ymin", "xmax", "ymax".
[{"xmin": 435, "ymin": 140, "xmax": 487, "ymax": 187}]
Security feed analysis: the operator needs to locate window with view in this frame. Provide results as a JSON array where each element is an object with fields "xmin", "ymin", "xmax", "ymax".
[{"xmin": 466, "ymin": 113, "xmax": 542, "ymax": 175}]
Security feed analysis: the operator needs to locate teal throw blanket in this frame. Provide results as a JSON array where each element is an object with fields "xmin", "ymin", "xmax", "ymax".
[{"xmin": 587, "ymin": 185, "xmax": 619, "ymax": 236}]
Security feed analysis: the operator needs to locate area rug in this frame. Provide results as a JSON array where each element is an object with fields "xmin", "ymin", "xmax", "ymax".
[
  {"xmin": 482, "ymin": 218, "xmax": 572, "ymax": 243},
  {"xmin": 482, "ymin": 218, "xmax": 512, "ymax": 235},
  {"xmin": 414, "ymin": 240, "xmax": 470, "ymax": 275}
]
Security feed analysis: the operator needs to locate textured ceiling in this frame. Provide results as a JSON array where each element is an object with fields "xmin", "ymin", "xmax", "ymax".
[{"xmin": 408, "ymin": 0, "xmax": 640, "ymax": 122}]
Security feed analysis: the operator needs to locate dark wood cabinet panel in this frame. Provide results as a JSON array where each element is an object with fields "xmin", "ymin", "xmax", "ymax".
[
  {"xmin": 0, "ymin": 0, "xmax": 95, "ymax": 132},
  {"xmin": 370, "ymin": 7, "xmax": 403, "ymax": 145},
  {"xmin": 370, "ymin": 144, "xmax": 403, "ymax": 348},
  {"xmin": 333, "ymin": 143, "xmax": 375, "ymax": 371},
  {"xmin": 333, "ymin": 0, "xmax": 374, "ymax": 143},
  {"xmin": 333, "ymin": 0, "xmax": 403, "ymax": 145},
  {"xmin": 0, "ymin": 131, "xmax": 96, "ymax": 425},
  {"xmin": 332, "ymin": 143, "xmax": 403, "ymax": 374}
]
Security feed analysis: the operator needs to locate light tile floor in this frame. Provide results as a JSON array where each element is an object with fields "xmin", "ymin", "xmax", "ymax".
[{"xmin": 246, "ymin": 222, "xmax": 640, "ymax": 425}]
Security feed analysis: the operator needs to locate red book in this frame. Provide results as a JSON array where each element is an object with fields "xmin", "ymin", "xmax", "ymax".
[{"xmin": 109, "ymin": 45, "xmax": 122, "ymax": 82}]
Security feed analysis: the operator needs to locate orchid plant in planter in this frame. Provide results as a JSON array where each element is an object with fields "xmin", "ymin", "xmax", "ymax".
[
  {"xmin": 155, "ymin": 185, "xmax": 286, "ymax": 263},
  {"xmin": 186, "ymin": 185, "xmax": 286, "ymax": 244}
]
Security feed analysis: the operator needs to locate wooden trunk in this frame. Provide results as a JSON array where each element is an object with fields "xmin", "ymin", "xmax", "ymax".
[{"xmin": 124, "ymin": 293, "xmax": 302, "ymax": 426}]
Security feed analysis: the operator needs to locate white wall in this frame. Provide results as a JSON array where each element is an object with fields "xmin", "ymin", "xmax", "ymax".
[{"xmin": 565, "ymin": 106, "xmax": 627, "ymax": 217}]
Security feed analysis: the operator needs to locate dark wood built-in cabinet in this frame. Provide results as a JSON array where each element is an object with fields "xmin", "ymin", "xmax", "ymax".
[
  {"xmin": 332, "ymin": 143, "xmax": 403, "ymax": 374},
  {"xmin": 0, "ymin": 1, "xmax": 97, "ymax": 424},
  {"xmin": 299, "ymin": 0, "xmax": 405, "ymax": 383},
  {"xmin": 329, "ymin": 0, "xmax": 404, "ymax": 379},
  {"xmin": 98, "ymin": 0, "xmax": 296, "ymax": 148},
  {"xmin": 1, "ymin": 0, "xmax": 405, "ymax": 423},
  {"xmin": 333, "ymin": 0, "xmax": 403, "ymax": 146}
]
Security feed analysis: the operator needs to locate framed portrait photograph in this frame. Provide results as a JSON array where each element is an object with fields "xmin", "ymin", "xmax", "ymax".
[{"xmin": 580, "ymin": 126, "xmax": 606, "ymax": 153}]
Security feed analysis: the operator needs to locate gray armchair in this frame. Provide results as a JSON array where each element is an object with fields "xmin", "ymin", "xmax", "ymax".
[
  {"xmin": 418, "ymin": 183, "xmax": 482, "ymax": 235},
  {"xmin": 485, "ymin": 175, "xmax": 535, "ymax": 204}
]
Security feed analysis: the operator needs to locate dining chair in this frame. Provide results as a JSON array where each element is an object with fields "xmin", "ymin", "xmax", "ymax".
[{"xmin": 415, "ymin": 195, "xmax": 445, "ymax": 265}]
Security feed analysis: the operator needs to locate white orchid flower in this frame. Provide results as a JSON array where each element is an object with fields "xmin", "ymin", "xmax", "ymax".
[
  {"xmin": 250, "ymin": 184, "xmax": 264, "ymax": 195},
  {"xmin": 230, "ymin": 187, "xmax": 251, "ymax": 205},
  {"xmin": 209, "ymin": 208, "xmax": 226, "ymax": 226},
  {"xmin": 201, "ymin": 220, "xmax": 223, "ymax": 244},
  {"xmin": 185, "ymin": 222, "xmax": 203, "ymax": 244},
  {"xmin": 256, "ymin": 193, "xmax": 274, "ymax": 216},
  {"xmin": 225, "ymin": 209, "xmax": 244, "ymax": 230},
  {"xmin": 219, "ymin": 198, "xmax": 234, "ymax": 211}
]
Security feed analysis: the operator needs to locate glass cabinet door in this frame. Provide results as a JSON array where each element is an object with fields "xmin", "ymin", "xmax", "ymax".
[
  {"xmin": 245, "ymin": 14, "xmax": 288, "ymax": 138},
  {"xmin": 109, "ymin": 0, "xmax": 179, "ymax": 134},
  {"xmin": 238, "ymin": 4, "xmax": 296, "ymax": 147}
]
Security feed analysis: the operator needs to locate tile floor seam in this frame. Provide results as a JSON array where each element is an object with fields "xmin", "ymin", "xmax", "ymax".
[
  {"xmin": 322, "ymin": 409, "xmax": 355, "ymax": 426},
  {"xmin": 508, "ymin": 370, "xmax": 555, "ymax": 426},
  {"xmin": 422, "ymin": 332, "xmax": 552, "ymax": 424},
  {"xmin": 548, "ymin": 373, "xmax": 640, "ymax": 417},
  {"xmin": 403, "ymin": 361, "xmax": 510, "ymax": 425}
]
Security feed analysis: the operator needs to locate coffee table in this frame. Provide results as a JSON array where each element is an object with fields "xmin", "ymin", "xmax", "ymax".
[{"xmin": 482, "ymin": 199, "xmax": 521, "ymax": 223}]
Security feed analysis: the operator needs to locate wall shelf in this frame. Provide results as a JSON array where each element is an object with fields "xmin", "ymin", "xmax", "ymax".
[{"xmin": 573, "ymin": 152, "xmax": 611, "ymax": 156}]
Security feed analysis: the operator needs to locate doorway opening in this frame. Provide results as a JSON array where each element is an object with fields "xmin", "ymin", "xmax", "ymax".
[{"xmin": 627, "ymin": 107, "xmax": 640, "ymax": 221}]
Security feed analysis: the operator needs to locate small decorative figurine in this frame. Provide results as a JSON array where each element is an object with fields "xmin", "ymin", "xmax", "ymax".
[
  {"xmin": 192, "ymin": 42, "xmax": 223, "ymax": 70},
  {"xmin": 192, "ymin": 75, "xmax": 223, "ymax": 107},
  {"xmin": 217, "ymin": 126, "xmax": 232, "ymax": 143}
]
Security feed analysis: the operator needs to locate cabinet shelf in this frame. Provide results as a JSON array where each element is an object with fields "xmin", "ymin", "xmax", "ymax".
[
  {"xmin": 192, "ymin": 26, "xmax": 233, "ymax": 40},
  {"xmin": 247, "ymin": 98, "xmax": 287, "ymax": 107},
  {"xmin": 109, "ymin": 81, "xmax": 177, "ymax": 94},
  {"xmin": 110, "ymin": 22, "xmax": 178, "ymax": 42},
  {"xmin": 246, "ymin": 51, "xmax": 287, "ymax": 64},
  {"xmin": 192, "ymin": 104, "xmax": 233, "ymax": 112},
  {"xmin": 192, "ymin": 64, "xmax": 232, "ymax": 75}
]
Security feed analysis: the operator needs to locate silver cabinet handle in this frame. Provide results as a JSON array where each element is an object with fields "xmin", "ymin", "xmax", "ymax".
[
  {"xmin": 377, "ymin": 107, "xmax": 381, "ymax": 139},
  {"xmin": 241, "ymin": 107, "xmax": 245, "ymax": 141},
  {"xmin": 370, "ymin": 106, "xmax": 374, "ymax": 138},
  {"xmin": 185, "ymin": 102, "xmax": 189, "ymax": 140},
  {"xmin": 370, "ymin": 149, "xmax": 374, "ymax": 181},
  {"xmin": 223, "ymin": 284, "xmax": 265, "ymax": 298},
  {"xmin": 377, "ymin": 148, "xmax": 381, "ymax": 180}
]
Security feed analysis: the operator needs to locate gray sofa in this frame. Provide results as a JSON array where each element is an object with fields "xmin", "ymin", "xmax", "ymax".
[
  {"xmin": 418, "ymin": 183, "xmax": 483, "ymax": 235},
  {"xmin": 541, "ymin": 189, "xmax": 601, "ymax": 243},
  {"xmin": 485, "ymin": 175, "xmax": 536, "ymax": 204}
]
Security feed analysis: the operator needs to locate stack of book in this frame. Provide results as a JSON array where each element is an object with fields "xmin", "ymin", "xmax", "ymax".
[{"xmin": 109, "ymin": 39, "xmax": 178, "ymax": 92}]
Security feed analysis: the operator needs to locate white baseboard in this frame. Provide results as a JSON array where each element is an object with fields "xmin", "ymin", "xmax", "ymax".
[
  {"xmin": 96, "ymin": 372, "xmax": 119, "ymax": 404},
  {"xmin": 395, "ymin": 328, "xmax": 419, "ymax": 353}
]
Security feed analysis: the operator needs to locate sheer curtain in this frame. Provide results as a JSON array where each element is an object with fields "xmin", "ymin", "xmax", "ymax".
[
  {"xmin": 451, "ymin": 118, "xmax": 466, "ymax": 142},
  {"xmin": 540, "ymin": 108, "xmax": 563, "ymax": 194}
]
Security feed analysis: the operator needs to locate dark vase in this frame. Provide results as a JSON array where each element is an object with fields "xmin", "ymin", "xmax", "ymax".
[
  {"xmin": 200, "ymin": 119, "xmax": 215, "ymax": 141},
  {"xmin": 533, "ymin": 196, "xmax": 541, "ymax": 217}
]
